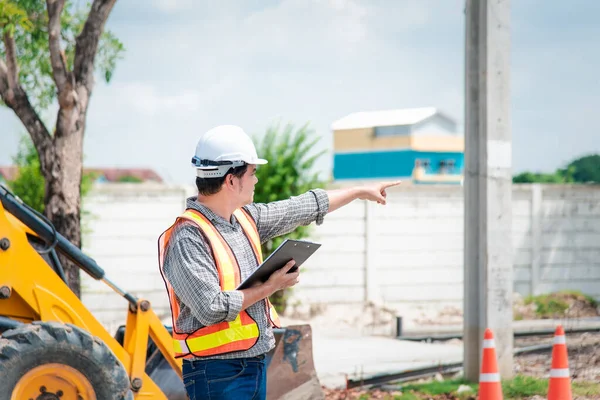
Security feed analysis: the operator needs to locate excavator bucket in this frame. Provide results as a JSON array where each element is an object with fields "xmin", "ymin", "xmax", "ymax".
[{"xmin": 266, "ymin": 325, "xmax": 324, "ymax": 400}]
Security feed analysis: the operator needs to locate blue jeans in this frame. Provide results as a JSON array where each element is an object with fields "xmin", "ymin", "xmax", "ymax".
[{"xmin": 182, "ymin": 355, "xmax": 267, "ymax": 400}]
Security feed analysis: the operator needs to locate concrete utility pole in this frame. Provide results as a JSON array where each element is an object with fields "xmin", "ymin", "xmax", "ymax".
[{"xmin": 464, "ymin": 0, "xmax": 513, "ymax": 381}]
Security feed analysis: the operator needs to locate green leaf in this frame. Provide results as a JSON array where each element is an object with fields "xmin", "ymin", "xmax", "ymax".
[
  {"xmin": 0, "ymin": 0, "xmax": 125, "ymax": 113},
  {"xmin": 7, "ymin": 135, "xmax": 45, "ymax": 213}
]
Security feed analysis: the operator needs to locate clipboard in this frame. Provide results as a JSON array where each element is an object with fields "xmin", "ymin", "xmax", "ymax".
[{"xmin": 237, "ymin": 239, "xmax": 321, "ymax": 290}]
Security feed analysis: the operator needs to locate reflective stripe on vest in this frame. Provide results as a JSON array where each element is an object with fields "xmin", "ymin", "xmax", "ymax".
[{"xmin": 157, "ymin": 207, "xmax": 279, "ymax": 358}]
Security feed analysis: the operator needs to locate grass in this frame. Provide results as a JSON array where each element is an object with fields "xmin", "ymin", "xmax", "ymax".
[
  {"xmin": 363, "ymin": 375, "xmax": 600, "ymax": 399},
  {"xmin": 393, "ymin": 392, "xmax": 421, "ymax": 400},
  {"xmin": 561, "ymin": 289, "xmax": 599, "ymax": 308},
  {"xmin": 401, "ymin": 378, "xmax": 476, "ymax": 396},
  {"xmin": 502, "ymin": 376, "xmax": 548, "ymax": 398},
  {"xmin": 574, "ymin": 381, "xmax": 600, "ymax": 397},
  {"xmin": 524, "ymin": 294, "xmax": 569, "ymax": 317},
  {"xmin": 523, "ymin": 289, "xmax": 598, "ymax": 318},
  {"xmin": 503, "ymin": 376, "xmax": 600, "ymax": 399}
]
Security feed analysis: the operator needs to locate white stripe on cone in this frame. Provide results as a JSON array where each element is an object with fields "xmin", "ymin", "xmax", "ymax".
[
  {"xmin": 553, "ymin": 335, "xmax": 566, "ymax": 345},
  {"xmin": 550, "ymin": 368, "xmax": 570, "ymax": 378},
  {"xmin": 479, "ymin": 373, "xmax": 501, "ymax": 382},
  {"xmin": 483, "ymin": 339, "xmax": 496, "ymax": 348}
]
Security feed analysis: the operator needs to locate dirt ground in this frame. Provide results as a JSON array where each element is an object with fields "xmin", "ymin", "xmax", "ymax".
[
  {"xmin": 322, "ymin": 332, "xmax": 600, "ymax": 400},
  {"xmin": 515, "ymin": 332, "xmax": 600, "ymax": 383}
]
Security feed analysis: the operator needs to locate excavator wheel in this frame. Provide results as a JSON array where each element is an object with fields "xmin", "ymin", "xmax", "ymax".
[{"xmin": 0, "ymin": 321, "xmax": 133, "ymax": 400}]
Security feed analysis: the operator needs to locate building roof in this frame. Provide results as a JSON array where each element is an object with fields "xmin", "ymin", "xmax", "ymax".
[
  {"xmin": 0, "ymin": 166, "xmax": 17, "ymax": 182},
  {"xmin": 85, "ymin": 168, "xmax": 163, "ymax": 183},
  {"xmin": 0, "ymin": 166, "xmax": 163, "ymax": 183},
  {"xmin": 331, "ymin": 107, "xmax": 453, "ymax": 131}
]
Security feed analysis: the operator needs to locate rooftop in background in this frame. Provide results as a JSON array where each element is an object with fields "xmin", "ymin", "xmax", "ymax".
[
  {"xmin": 85, "ymin": 168, "xmax": 163, "ymax": 183},
  {"xmin": 331, "ymin": 106, "xmax": 464, "ymax": 184},
  {"xmin": 331, "ymin": 107, "xmax": 458, "ymax": 132},
  {"xmin": 0, "ymin": 166, "xmax": 163, "ymax": 183},
  {"xmin": 0, "ymin": 167, "xmax": 17, "ymax": 183}
]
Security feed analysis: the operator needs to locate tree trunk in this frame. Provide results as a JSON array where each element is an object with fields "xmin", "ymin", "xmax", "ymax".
[
  {"xmin": 43, "ymin": 145, "xmax": 84, "ymax": 298},
  {"xmin": 46, "ymin": 190, "xmax": 82, "ymax": 297},
  {"xmin": 1, "ymin": 0, "xmax": 116, "ymax": 297},
  {"xmin": 42, "ymin": 86, "xmax": 89, "ymax": 298}
]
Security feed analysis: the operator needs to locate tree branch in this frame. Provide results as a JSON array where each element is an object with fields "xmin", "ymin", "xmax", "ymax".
[
  {"xmin": 2, "ymin": 31, "xmax": 19, "ymax": 89},
  {"xmin": 74, "ymin": 0, "xmax": 117, "ymax": 90},
  {"xmin": 0, "ymin": 79, "xmax": 53, "ymax": 172},
  {"xmin": 0, "ymin": 52, "xmax": 52, "ymax": 168},
  {"xmin": 46, "ymin": 0, "xmax": 70, "ymax": 93},
  {"xmin": 0, "ymin": 59, "xmax": 8, "ymax": 95}
]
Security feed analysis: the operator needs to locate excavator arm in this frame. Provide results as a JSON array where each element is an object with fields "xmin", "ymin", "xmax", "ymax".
[{"xmin": 0, "ymin": 183, "xmax": 183, "ymax": 399}]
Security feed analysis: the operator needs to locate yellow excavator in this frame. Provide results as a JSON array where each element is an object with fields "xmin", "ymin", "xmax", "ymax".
[{"xmin": 0, "ymin": 183, "xmax": 322, "ymax": 399}]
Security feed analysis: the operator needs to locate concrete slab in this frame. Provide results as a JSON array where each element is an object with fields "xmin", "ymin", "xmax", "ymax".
[
  {"xmin": 311, "ymin": 334, "xmax": 463, "ymax": 388},
  {"xmin": 280, "ymin": 315, "xmax": 600, "ymax": 389}
]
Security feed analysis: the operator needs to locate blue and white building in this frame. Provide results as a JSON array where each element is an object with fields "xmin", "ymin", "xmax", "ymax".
[{"xmin": 331, "ymin": 107, "xmax": 464, "ymax": 184}]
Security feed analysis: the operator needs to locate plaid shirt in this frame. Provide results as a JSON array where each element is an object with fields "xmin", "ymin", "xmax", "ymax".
[{"xmin": 162, "ymin": 189, "xmax": 329, "ymax": 360}]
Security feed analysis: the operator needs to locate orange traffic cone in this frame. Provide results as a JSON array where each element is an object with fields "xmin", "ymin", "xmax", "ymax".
[
  {"xmin": 548, "ymin": 325, "xmax": 572, "ymax": 400},
  {"xmin": 478, "ymin": 328, "xmax": 503, "ymax": 400}
]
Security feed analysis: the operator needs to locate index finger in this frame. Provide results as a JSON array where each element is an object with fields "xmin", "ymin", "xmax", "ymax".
[{"xmin": 382, "ymin": 180, "xmax": 402, "ymax": 189}]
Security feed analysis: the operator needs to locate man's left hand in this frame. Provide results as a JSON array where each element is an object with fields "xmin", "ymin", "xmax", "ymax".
[{"xmin": 357, "ymin": 181, "xmax": 402, "ymax": 205}]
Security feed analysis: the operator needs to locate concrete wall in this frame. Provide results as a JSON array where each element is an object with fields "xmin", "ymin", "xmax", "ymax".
[
  {"xmin": 292, "ymin": 184, "xmax": 600, "ymax": 323},
  {"xmin": 80, "ymin": 183, "xmax": 600, "ymax": 330},
  {"xmin": 80, "ymin": 183, "xmax": 195, "ymax": 332}
]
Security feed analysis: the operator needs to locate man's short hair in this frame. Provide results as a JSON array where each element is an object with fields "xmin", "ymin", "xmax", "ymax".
[{"xmin": 195, "ymin": 163, "xmax": 248, "ymax": 196}]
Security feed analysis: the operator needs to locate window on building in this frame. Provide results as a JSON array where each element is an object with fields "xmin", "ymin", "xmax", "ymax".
[
  {"xmin": 375, "ymin": 125, "xmax": 411, "ymax": 137},
  {"xmin": 415, "ymin": 159, "xmax": 432, "ymax": 172},
  {"xmin": 439, "ymin": 160, "xmax": 447, "ymax": 174},
  {"xmin": 439, "ymin": 159, "xmax": 456, "ymax": 174}
]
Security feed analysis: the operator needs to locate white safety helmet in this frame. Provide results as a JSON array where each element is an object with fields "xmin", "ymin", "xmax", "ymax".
[{"xmin": 191, "ymin": 125, "xmax": 267, "ymax": 178}]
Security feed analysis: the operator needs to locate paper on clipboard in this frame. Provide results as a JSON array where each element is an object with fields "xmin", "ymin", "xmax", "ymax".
[{"xmin": 237, "ymin": 239, "xmax": 321, "ymax": 290}]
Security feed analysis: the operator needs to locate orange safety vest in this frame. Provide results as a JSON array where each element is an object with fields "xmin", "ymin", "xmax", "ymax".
[{"xmin": 158, "ymin": 207, "xmax": 281, "ymax": 358}]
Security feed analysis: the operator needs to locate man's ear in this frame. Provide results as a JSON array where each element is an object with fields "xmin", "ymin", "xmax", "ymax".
[{"xmin": 224, "ymin": 173, "xmax": 235, "ymax": 190}]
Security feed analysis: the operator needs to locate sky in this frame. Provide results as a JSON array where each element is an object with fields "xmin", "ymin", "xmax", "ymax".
[{"xmin": 1, "ymin": 0, "xmax": 599, "ymax": 184}]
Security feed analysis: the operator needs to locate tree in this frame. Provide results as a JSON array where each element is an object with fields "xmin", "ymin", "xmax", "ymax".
[
  {"xmin": 0, "ymin": 0, "xmax": 123, "ymax": 297},
  {"xmin": 253, "ymin": 122, "xmax": 326, "ymax": 313},
  {"xmin": 512, "ymin": 153, "xmax": 600, "ymax": 184},
  {"xmin": 567, "ymin": 154, "xmax": 600, "ymax": 183},
  {"xmin": 8, "ymin": 134, "xmax": 94, "ymax": 215},
  {"xmin": 8, "ymin": 135, "xmax": 45, "ymax": 213},
  {"xmin": 512, "ymin": 170, "xmax": 572, "ymax": 184}
]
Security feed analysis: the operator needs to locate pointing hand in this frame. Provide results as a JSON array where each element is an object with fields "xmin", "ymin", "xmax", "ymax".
[{"xmin": 357, "ymin": 181, "xmax": 402, "ymax": 205}]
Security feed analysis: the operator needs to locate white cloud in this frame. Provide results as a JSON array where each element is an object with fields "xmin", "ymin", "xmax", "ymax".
[
  {"xmin": 92, "ymin": 82, "xmax": 202, "ymax": 118},
  {"xmin": 109, "ymin": 83, "xmax": 201, "ymax": 116},
  {"xmin": 328, "ymin": 0, "xmax": 370, "ymax": 47},
  {"xmin": 238, "ymin": 0, "xmax": 372, "ymax": 60},
  {"xmin": 2, "ymin": 0, "xmax": 593, "ymax": 180},
  {"xmin": 153, "ymin": 0, "xmax": 194, "ymax": 12}
]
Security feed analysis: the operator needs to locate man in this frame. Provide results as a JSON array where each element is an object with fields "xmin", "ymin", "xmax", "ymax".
[{"xmin": 158, "ymin": 125, "xmax": 400, "ymax": 400}]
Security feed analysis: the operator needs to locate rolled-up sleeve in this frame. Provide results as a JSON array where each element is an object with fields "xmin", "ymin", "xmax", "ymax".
[
  {"xmin": 244, "ymin": 188, "xmax": 330, "ymax": 243},
  {"xmin": 162, "ymin": 225, "xmax": 243, "ymax": 326}
]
